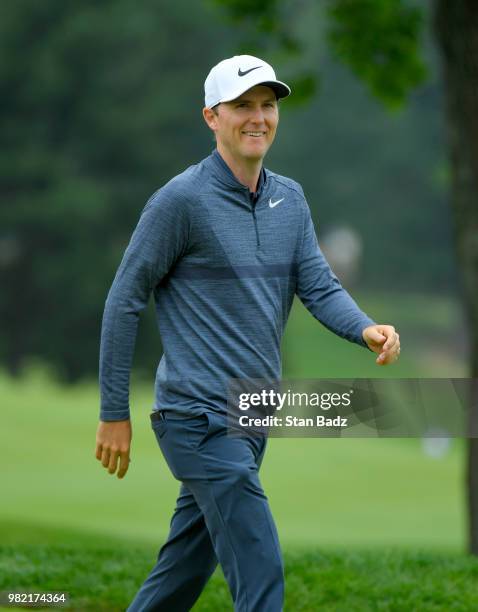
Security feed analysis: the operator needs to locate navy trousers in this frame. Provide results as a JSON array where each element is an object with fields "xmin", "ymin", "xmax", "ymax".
[{"xmin": 127, "ymin": 410, "xmax": 284, "ymax": 612}]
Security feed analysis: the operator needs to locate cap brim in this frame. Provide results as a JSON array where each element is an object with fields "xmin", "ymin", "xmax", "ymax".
[
  {"xmin": 258, "ymin": 81, "xmax": 291, "ymax": 100},
  {"xmin": 217, "ymin": 79, "xmax": 291, "ymax": 105}
]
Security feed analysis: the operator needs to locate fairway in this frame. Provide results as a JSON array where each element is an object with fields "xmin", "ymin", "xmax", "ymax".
[
  {"xmin": 0, "ymin": 409, "xmax": 465, "ymax": 550},
  {"xmin": 1, "ymin": 291, "xmax": 466, "ymax": 552},
  {"xmin": 1, "ymin": 291, "xmax": 469, "ymax": 610}
]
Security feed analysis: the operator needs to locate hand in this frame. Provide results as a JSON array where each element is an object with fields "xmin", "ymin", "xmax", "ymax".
[
  {"xmin": 362, "ymin": 324, "xmax": 400, "ymax": 366},
  {"xmin": 95, "ymin": 419, "xmax": 132, "ymax": 479}
]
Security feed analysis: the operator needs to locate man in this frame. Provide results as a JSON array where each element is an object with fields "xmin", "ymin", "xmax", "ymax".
[{"xmin": 96, "ymin": 55, "xmax": 400, "ymax": 612}]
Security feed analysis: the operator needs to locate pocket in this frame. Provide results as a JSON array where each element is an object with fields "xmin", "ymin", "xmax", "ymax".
[
  {"xmin": 151, "ymin": 415, "xmax": 167, "ymax": 439},
  {"xmin": 185, "ymin": 413, "xmax": 212, "ymax": 449}
]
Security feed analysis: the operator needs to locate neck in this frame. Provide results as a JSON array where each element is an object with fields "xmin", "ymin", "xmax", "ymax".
[{"xmin": 216, "ymin": 144, "xmax": 262, "ymax": 193}]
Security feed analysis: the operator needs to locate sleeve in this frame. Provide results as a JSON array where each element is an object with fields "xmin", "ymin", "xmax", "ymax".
[
  {"xmin": 99, "ymin": 188, "xmax": 190, "ymax": 421},
  {"xmin": 296, "ymin": 196, "xmax": 375, "ymax": 347}
]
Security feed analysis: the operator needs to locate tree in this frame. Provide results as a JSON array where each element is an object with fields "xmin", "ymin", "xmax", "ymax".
[
  {"xmin": 0, "ymin": 0, "xmax": 453, "ymax": 382},
  {"xmin": 434, "ymin": 0, "xmax": 478, "ymax": 556},
  {"xmin": 0, "ymin": 0, "xmax": 236, "ymax": 380},
  {"xmin": 212, "ymin": 0, "xmax": 478, "ymax": 554}
]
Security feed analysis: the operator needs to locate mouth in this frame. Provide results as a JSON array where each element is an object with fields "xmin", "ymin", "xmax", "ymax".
[{"xmin": 241, "ymin": 131, "xmax": 266, "ymax": 138}]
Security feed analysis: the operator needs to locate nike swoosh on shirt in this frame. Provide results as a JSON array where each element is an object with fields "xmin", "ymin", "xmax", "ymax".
[
  {"xmin": 269, "ymin": 198, "xmax": 284, "ymax": 208},
  {"xmin": 238, "ymin": 66, "xmax": 262, "ymax": 77}
]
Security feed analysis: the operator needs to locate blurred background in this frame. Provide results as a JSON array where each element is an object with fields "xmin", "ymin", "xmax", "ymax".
[{"xmin": 1, "ymin": 0, "xmax": 468, "ymax": 557}]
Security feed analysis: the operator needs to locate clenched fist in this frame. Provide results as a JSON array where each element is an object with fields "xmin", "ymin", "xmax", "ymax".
[{"xmin": 362, "ymin": 325, "xmax": 400, "ymax": 366}]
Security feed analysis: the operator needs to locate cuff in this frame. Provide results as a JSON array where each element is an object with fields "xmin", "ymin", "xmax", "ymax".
[
  {"xmin": 100, "ymin": 408, "xmax": 131, "ymax": 422},
  {"xmin": 356, "ymin": 319, "xmax": 376, "ymax": 350}
]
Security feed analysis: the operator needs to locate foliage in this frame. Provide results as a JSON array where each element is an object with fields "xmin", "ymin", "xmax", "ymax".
[
  {"xmin": 0, "ymin": 1, "xmax": 453, "ymax": 380},
  {"xmin": 0, "ymin": 0, "xmax": 235, "ymax": 379},
  {"xmin": 213, "ymin": 0, "xmax": 427, "ymax": 108},
  {"xmin": 211, "ymin": 0, "xmax": 302, "ymax": 54},
  {"xmin": 327, "ymin": 0, "xmax": 426, "ymax": 109}
]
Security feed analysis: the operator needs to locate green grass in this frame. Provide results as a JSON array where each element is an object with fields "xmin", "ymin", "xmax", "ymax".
[
  {"xmin": 0, "ymin": 291, "xmax": 470, "ymax": 609},
  {"xmin": 0, "ymin": 362, "xmax": 465, "ymax": 551},
  {"xmin": 0, "ymin": 291, "xmax": 468, "ymax": 551},
  {"xmin": 1, "ymin": 541, "xmax": 478, "ymax": 611}
]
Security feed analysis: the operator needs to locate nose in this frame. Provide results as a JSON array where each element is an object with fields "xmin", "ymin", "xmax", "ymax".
[{"xmin": 249, "ymin": 105, "xmax": 266, "ymax": 124}]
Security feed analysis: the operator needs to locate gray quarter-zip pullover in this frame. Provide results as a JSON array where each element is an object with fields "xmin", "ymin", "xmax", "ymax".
[{"xmin": 99, "ymin": 150, "xmax": 375, "ymax": 421}]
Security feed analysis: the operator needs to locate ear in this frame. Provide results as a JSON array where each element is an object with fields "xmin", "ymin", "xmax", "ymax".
[{"xmin": 203, "ymin": 106, "xmax": 218, "ymax": 133}]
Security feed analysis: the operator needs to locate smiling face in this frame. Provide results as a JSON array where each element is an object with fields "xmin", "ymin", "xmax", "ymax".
[{"xmin": 203, "ymin": 85, "xmax": 279, "ymax": 164}]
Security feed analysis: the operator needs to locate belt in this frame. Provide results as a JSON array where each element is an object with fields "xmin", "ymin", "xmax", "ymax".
[{"xmin": 150, "ymin": 410, "xmax": 166, "ymax": 422}]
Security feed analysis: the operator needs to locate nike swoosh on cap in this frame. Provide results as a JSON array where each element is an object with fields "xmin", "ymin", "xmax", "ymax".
[
  {"xmin": 238, "ymin": 66, "xmax": 262, "ymax": 77},
  {"xmin": 269, "ymin": 198, "xmax": 284, "ymax": 208}
]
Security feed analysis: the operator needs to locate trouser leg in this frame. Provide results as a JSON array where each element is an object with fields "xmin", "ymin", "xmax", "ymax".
[
  {"xmin": 158, "ymin": 412, "xmax": 284, "ymax": 612},
  {"xmin": 127, "ymin": 482, "xmax": 217, "ymax": 612}
]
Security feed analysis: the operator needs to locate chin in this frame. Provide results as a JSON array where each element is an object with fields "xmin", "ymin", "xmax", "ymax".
[{"xmin": 242, "ymin": 146, "xmax": 269, "ymax": 161}]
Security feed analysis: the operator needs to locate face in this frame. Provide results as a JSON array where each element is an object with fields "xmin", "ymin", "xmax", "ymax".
[{"xmin": 203, "ymin": 85, "xmax": 279, "ymax": 163}]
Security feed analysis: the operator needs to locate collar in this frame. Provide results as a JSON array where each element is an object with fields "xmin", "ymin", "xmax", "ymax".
[{"xmin": 209, "ymin": 149, "xmax": 267, "ymax": 195}]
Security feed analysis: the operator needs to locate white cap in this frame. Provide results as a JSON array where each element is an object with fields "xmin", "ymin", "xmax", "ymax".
[{"xmin": 204, "ymin": 55, "xmax": 291, "ymax": 108}]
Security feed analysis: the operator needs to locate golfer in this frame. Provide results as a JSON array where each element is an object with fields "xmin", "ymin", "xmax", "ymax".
[{"xmin": 96, "ymin": 55, "xmax": 400, "ymax": 612}]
